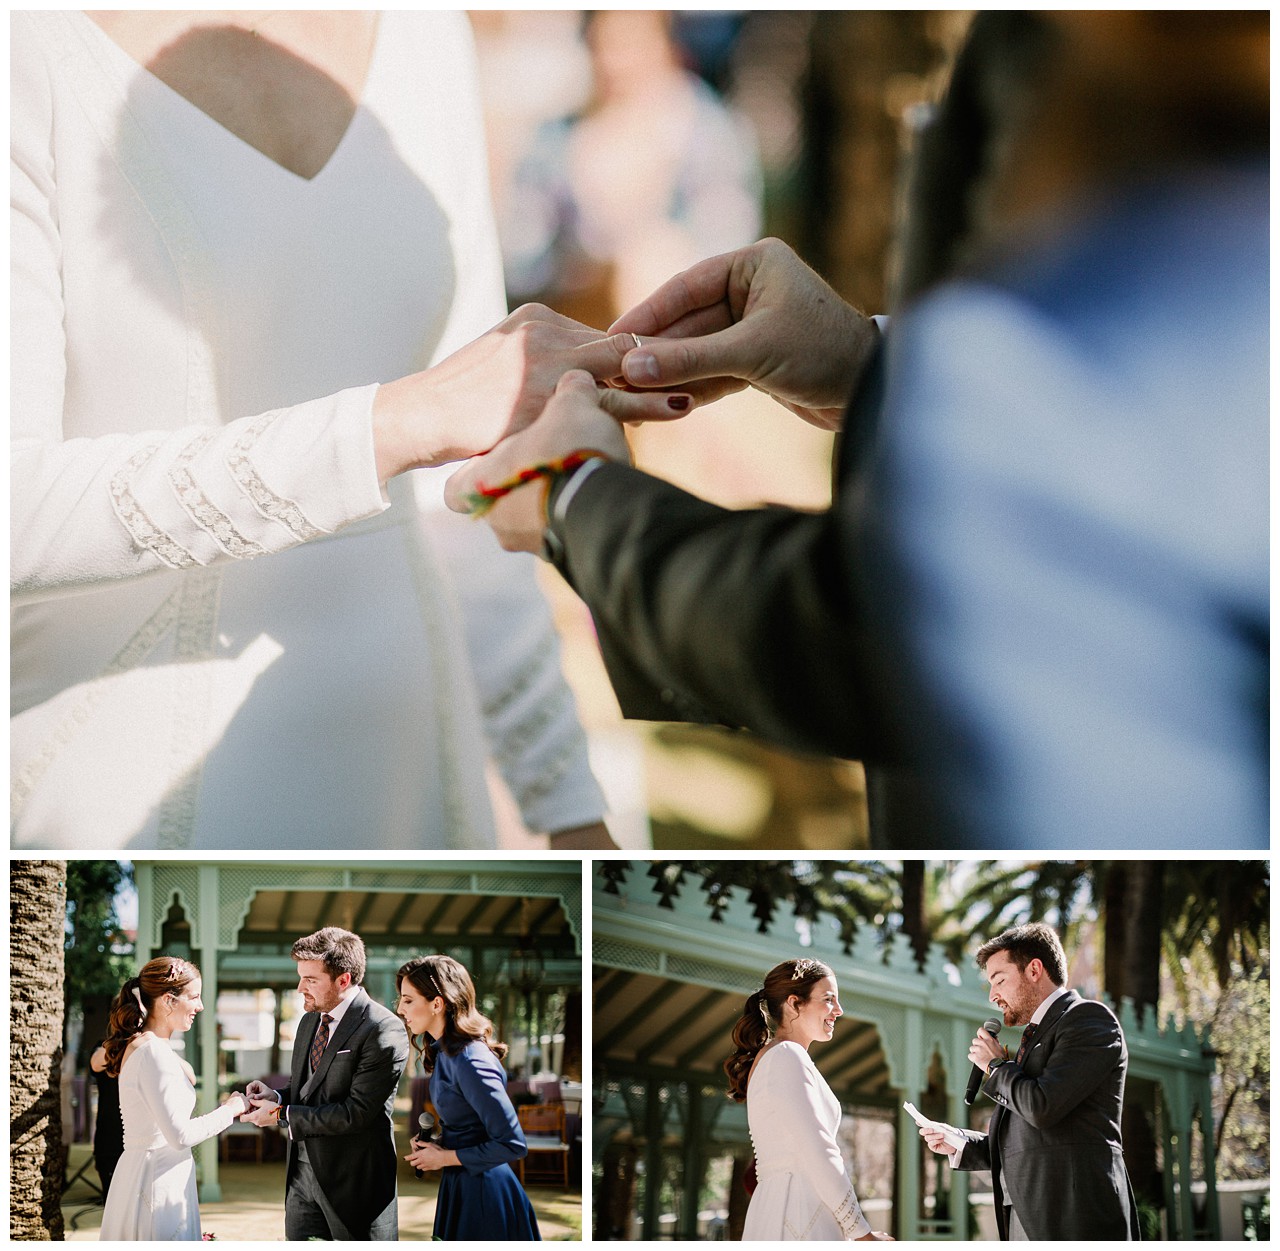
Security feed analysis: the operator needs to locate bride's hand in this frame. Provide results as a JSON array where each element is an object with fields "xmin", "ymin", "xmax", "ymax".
[
  {"xmin": 372, "ymin": 305, "xmax": 686, "ymax": 479},
  {"xmin": 221, "ymin": 1091, "xmax": 250, "ymax": 1116},
  {"xmin": 444, "ymin": 371, "xmax": 677, "ymax": 552}
]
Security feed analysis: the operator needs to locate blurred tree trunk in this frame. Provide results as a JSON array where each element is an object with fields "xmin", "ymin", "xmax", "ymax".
[
  {"xmin": 901, "ymin": 860, "xmax": 929, "ymax": 970},
  {"xmin": 1101, "ymin": 861, "xmax": 1166, "ymax": 1214},
  {"xmin": 11, "ymin": 860, "xmax": 68, "ymax": 1240},
  {"xmin": 1120, "ymin": 862, "xmax": 1166, "ymax": 1021},
  {"xmin": 802, "ymin": 12, "xmax": 967, "ymax": 312}
]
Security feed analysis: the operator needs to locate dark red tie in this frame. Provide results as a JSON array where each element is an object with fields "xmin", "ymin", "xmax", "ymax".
[
  {"xmin": 1015, "ymin": 1022, "xmax": 1037, "ymax": 1064},
  {"xmin": 309, "ymin": 1014, "xmax": 332, "ymax": 1073}
]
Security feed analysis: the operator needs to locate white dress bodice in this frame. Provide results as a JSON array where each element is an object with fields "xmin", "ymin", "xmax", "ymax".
[{"xmin": 743, "ymin": 1041, "xmax": 871, "ymax": 1241}]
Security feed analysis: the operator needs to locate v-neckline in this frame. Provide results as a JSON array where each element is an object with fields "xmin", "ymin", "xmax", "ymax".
[{"xmin": 77, "ymin": 11, "xmax": 385, "ymax": 184}]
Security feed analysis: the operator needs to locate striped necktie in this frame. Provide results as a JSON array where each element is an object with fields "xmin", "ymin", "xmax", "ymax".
[
  {"xmin": 1015, "ymin": 1022, "xmax": 1037, "ymax": 1064},
  {"xmin": 309, "ymin": 1014, "xmax": 333, "ymax": 1073}
]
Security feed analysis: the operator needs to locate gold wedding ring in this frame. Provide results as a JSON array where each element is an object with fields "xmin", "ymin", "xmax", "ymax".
[{"xmin": 630, "ymin": 333, "xmax": 643, "ymax": 349}]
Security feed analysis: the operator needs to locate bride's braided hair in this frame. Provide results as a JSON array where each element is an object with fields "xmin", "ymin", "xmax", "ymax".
[
  {"xmin": 723, "ymin": 958, "xmax": 833, "ymax": 1103},
  {"xmin": 102, "ymin": 957, "xmax": 200, "ymax": 1077}
]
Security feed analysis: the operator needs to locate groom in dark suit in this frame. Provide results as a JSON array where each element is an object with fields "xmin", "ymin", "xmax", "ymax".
[
  {"xmin": 243, "ymin": 927, "xmax": 409, "ymax": 1240},
  {"xmin": 922, "ymin": 922, "xmax": 1140, "ymax": 1240}
]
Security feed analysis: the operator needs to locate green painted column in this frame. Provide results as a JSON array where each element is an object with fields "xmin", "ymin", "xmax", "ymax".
[
  {"xmin": 641, "ymin": 1080, "xmax": 664, "ymax": 1239},
  {"xmin": 135, "ymin": 864, "xmax": 155, "ymax": 962},
  {"xmin": 1197, "ymin": 1073, "xmax": 1221, "ymax": 1238},
  {"xmin": 897, "ymin": 1007, "xmax": 922, "ymax": 1240},
  {"xmin": 677, "ymin": 1084, "xmax": 703, "ymax": 1240},
  {"xmin": 1174, "ymin": 1073, "xmax": 1195, "ymax": 1241},
  {"xmin": 195, "ymin": 865, "xmax": 222, "ymax": 1202},
  {"xmin": 1159, "ymin": 1081, "xmax": 1179, "ymax": 1239},
  {"xmin": 947, "ymin": 1018, "xmax": 973, "ymax": 1240}
]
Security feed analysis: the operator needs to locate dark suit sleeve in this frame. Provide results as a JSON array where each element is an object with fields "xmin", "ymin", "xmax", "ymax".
[
  {"xmin": 981, "ymin": 1002, "xmax": 1124, "ymax": 1130},
  {"xmin": 554, "ymin": 462, "xmax": 885, "ymax": 761},
  {"xmin": 955, "ymin": 1129, "xmax": 992, "ymax": 1172},
  {"xmin": 451, "ymin": 1047, "xmax": 527, "ymax": 1175},
  {"xmin": 286, "ymin": 1013, "xmax": 409, "ymax": 1140}
]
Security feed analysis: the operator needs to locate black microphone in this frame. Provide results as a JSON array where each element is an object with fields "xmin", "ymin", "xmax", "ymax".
[
  {"xmin": 412, "ymin": 1111, "xmax": 437, "ymax": 1179},
  {"xmin": 964, "ymin": 1018, "xmax": 1003, "ymax": 1106}
]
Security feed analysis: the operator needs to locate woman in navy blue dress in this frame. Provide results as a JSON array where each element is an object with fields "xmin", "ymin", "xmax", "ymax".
[{"xmin": 398, "ymin": 955, "xmax": 541, "ymax": 1241}]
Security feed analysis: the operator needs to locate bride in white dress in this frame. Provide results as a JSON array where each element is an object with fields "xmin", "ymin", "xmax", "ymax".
[
  {"xmin": 98, "ymin": 958, "xmax": 250, "ymax": 1241},
  {"xmin": 725, "ymin": 959, "xmax": 893, "ymax": 1242},
  {"xmin": 11, "ymin": 11, "xmax": 679, "ymax": 850}
]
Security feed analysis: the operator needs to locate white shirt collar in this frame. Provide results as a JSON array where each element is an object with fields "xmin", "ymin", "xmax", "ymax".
[{"xmin": 1029, "ymin": 984, "xmax": 1069, "ymax": 1026}]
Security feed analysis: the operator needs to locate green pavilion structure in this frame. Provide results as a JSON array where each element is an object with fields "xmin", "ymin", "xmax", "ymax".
[
  {"xmin": 592, "ymin": 864, "xmax": 1220, "ymax": 1241},
  {"xmin": 132, "ymin": 859, "xmax": 582, "ymax": 1202}
]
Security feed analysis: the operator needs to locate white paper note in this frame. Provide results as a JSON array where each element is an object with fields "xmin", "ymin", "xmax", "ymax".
[{"xmin": 903, "ymin": 1101, "xmax": 967, "ymax": 1151}]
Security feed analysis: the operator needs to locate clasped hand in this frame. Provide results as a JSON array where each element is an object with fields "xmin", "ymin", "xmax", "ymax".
[
  {"xmin": 444, "ymin": 239, "xmax": 878, "ymax": 555},
  {"xmin": 236, "ymin": 1081, "xmax": 282, "ymax": 1126},
  {"xmin": 404, "ymin": 1138, "xmax": 451, "ymax": 1172},
  {"xmin": 372, "ymin": 304, "xmax": 683, "ymax": 481},
  {"xmin": 239, "ymin": 1097, "xmax": 284, "ymax": 1127}
]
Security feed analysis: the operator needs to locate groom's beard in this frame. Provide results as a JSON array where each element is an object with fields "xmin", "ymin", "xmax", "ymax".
[{"xmin": 302, "ymin": 987, "xmax": 341, "ymax": 1014}]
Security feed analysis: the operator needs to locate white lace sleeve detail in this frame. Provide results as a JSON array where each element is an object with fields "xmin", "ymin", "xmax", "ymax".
[
  {"xmin": 170, "ymin": 430, "xmax": 268, "ymax": 559},
  {"xmin": 833, "ymin": 1187, "xmax": 872, "ymax": 1240},
  {"xmin": 227, "ymin": 412, "xmax": 326, "ymax": 542},
  {"xmin": 110, "ymin": 444, "xmax": 200, "ymax": 568},
  {"xmin": 15, "ymin": 385, "xmax": 387, "ymax": 602}
]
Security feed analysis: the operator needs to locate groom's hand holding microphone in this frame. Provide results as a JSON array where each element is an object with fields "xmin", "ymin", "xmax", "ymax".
[{"xmin": 966, "ymin": 1018, "xmax": 1006, "ymax": 1103}]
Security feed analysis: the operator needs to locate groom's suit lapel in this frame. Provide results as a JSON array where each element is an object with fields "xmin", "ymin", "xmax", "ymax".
[
  {"xmin": 293, "ymin": 1013, "xmax": 315, "ymax": 1094},
  {"xmin": 302, "ymin": 990, "xmax": 369, "ymax": 1100}
]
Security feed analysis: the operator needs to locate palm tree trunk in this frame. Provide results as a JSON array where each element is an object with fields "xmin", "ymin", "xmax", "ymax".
[
  {"xmin": 1107, "ymin": 861, "xmax": 1166, "ymax": 1213},
  {"xmin": 900, "ymin": 860, "xmax": 929, "ymax": 970},
  {"xmin": 10, "ymin": 860, "xmax": 68, "ymax": 1240},
  {"xmin": 1102, "ymin": 862, "xmax": 1128, "ymax": 1002},
  {"xmin": 1123, "ymin": 862, "xmax": 1166, "ymax": 1020},
  {"xmin": 802, "ymin": 12, "xmax": 966, "ymax": 310}
]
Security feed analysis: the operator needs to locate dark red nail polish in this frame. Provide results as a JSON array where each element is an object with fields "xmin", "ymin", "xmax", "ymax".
[{"xmin": 667, "ymin": 395, "xmax": 690, "ymax": 412}]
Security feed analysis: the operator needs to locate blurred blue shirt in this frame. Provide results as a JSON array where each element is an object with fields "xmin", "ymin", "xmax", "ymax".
[{"xmin": 873, "ymin": 161, "xmax": 1268, "ymax": 848}]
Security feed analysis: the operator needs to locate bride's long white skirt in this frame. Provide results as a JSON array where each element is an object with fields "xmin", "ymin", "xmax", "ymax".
[
  {"xmin": 99, "ymin": 1142, "xmax": 201, "ymax": 1241},
  {"xmin": 743, "ymin": 1172, "xmax": 848, "ymax": 1241}
]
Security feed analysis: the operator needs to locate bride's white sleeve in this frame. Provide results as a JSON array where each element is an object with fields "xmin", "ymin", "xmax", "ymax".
[
  {"xmin": 10, "ymin": 25, "xmax": 387, "ymax": 607},
  {"xmin": 407, "ymin": 14, "xmax": 606, "ymax": 835},
  {"xmin": 137, "ymin": 1049, "xmax": 240, "ymax": 1151},
  {"xmin": 772, "ymin": 1045, "xmax": 873, "ymax": 1239}
]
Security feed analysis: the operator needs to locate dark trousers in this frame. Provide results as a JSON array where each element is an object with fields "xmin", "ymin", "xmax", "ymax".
[{"xmin": 284, "ymin": 1154, "xmax": 398, "ymax": 1241}]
